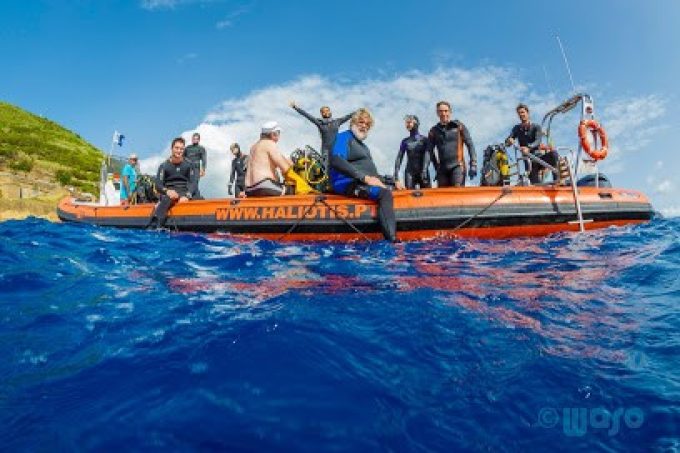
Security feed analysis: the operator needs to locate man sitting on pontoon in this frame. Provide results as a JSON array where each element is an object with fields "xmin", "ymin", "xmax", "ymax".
[{"xmin": 245, "ymin": 121, "xmax": 313, "ymax": 197}]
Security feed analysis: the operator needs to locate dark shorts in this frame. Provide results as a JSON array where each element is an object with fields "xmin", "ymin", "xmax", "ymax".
[{"xmin": 245, "ymin": 178, "xmax": 284, "ymax": 197}]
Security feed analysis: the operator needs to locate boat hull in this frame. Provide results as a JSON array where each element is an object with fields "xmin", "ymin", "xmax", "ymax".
[{"xmin": 57, "ymin": 186, "xmax": 654, "ymax": 241}]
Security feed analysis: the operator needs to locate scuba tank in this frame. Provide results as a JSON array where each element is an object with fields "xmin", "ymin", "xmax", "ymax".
[
  {"xmin": 481, "ymin": 144, "xmax": 510, "ymax": 186},
  {"xmin": 496, "ymin": 149, "xmax": 510, "ymax": 183},
  {"xmin": 289, "ymin": 146, "xmax": 327, "ymax": 193}
]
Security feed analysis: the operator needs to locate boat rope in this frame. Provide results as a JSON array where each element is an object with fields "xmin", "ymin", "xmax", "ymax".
[
  {"xmin": 275, "ymin": 196, "xmax": 325, "ymax": 241},
  {"xmin": 318, "ymin": 198, "xmax": 371, "ymax": 241},
  {"xmin": 451, "ymin": 187, "xmax": 512, "ymax": 233},
  {"xmin": 275, "ymin": 195, "xmax": 371, "ymax": 241}
]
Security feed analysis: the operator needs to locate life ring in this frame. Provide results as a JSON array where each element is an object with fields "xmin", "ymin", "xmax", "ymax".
[{"xmin": 578, "ymin": 119, "xmax": 608, "ymax": 160}]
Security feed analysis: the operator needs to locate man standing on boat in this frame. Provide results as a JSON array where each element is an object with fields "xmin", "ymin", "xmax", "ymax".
[
  {"xmin": 505, "ymin": 103, "xmax": 559, "ymax": 184},
  {"xmin": 184, "ymin": 132, "xmax": 207, "ymax": 197},
  {"xmin": 394, "ymin": 114, "xmax": 430, "ymax": 189},
  {"xmin": 289, "ymin": 101, "xmax": 355, "ymax": 171},
  {"xmin": 228, "ymin": 143, "xmax": 248, "ymax": 198},
  {"xmin": 423, "ymin": 101, "xmax": 477, "ymax": 187},
  {"xmin": 148, "ymin": 137, "xmax": 198, "ymax": 228},
  {"xmin": 120, "ymin": 153, "xmax": 138, "ymax": 206},
  {"xmin": 330, "ymin": 108, "xmax": 404, "ymax": 242},
  {"xmin": 245, "ymin": 121, "xmax": 314, "ymax": 197}
]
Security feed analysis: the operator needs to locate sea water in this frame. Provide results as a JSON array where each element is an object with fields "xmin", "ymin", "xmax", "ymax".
[{"xmin": 0, "ymin": 218, "xmax": 678, "ymax": 451}]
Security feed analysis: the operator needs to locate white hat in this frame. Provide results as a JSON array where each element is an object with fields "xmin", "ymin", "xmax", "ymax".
[
  {"xmin": 261, "ymin": 121, "xmax": 282, "ymax": 134},
  {"xmin": 128, "ymin": 153, "xmax": 138, "ymax": 160}
]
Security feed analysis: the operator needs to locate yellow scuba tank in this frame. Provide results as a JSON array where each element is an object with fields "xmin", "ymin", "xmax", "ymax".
[
  {"xmin": 494, "ymin": 149, "xmax": 510, "ymax": 185},
  {"xmin": 496, "ymin": 150, "xmax": 509, "ymax": 178}
]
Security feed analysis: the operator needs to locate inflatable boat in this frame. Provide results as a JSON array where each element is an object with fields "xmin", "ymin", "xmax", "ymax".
[
  {"xmin": 57, "ymin": 185, "xmax": 653, "ymax": 241},
  {"xmin": 57, "ymin": 93, "xmax": 654, "ymax": 241}
]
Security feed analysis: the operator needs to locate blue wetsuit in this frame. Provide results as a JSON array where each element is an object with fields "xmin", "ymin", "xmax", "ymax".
[
  {"xmin": 394, "ymin": 129, "xmax": 430, "ymax": 189},
  {"xmin": 330, "ymin": 130, "xmax": 396, "ymax": 241}
]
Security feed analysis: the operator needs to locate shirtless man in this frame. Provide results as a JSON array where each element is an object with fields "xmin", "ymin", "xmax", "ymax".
[{"xmin": 245, "ymin": 121, "xmax": 294, "ymax": 197}]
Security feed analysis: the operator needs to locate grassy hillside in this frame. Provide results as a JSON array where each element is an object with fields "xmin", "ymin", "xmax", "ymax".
[{"xmin": 0, "ymin": 101, "xmax": 104, "ymax": 194}]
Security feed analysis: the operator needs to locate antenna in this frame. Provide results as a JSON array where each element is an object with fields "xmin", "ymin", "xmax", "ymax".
[{"xmin": 555, "ymin": 35, "xmax": 577, "ymax": 94}]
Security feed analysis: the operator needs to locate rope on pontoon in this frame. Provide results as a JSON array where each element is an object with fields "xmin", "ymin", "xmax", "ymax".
[
  {"xmin": 451, "ymin": 187, "xmax": 512, "ymax": 233},
  {"xmin": 276, "ymin": 195, "xmax": 371, "ymax": 242}
]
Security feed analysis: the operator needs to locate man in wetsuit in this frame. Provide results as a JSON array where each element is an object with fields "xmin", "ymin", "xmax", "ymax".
[
  {"xmin": 505, "ymin": 103, "xmax": 558, "ymax": 184},
  {"xmin": 423, "ymin": 101, "xmax": 477, "ymax": 187},
  {"xmin": 289, "ymin": 101, "xmax": 355, "ymax": 169},
  {"xmin": 184, "ymin": 132, "xmax": 207, "ymax": 177},
  {"xmin": 330, "ymin": 108, "xmax": 404, "ymax": 242},
  {"xmin": 228, "ymin": 143, "xmax": 247, "ymax": 198},
  {"xmin": 148, "ymin": 137, "xmax": 198, "ymax": 228},
  {"xmin": 394, "ymin": 114, "xmax": 430, "ymax": 189}
]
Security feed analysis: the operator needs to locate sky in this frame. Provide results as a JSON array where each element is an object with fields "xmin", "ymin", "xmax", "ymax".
[{"xmin": 1, "ymin": 0, "xmax": 679, "ymax": 215}]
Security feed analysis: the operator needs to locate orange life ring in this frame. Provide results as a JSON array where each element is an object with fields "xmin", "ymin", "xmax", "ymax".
[{"xmin": 578, "ymin": 119, "xmax": 608, "ymax": 160}]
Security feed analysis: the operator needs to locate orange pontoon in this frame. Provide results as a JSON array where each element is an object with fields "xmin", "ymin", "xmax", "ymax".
[{"xmin": 57, "ymin": 185, "xmax": 653, "ymax": 241}]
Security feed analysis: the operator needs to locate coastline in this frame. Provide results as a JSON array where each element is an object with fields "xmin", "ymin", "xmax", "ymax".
[{"xmin": 0, "ymin": 196, "xmax": 63, "ymax": 222}]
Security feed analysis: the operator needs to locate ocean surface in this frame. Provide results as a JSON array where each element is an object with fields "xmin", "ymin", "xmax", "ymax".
[{"xmin": 0, "ymin": 217, "xmax": 678, "ymax": 451}]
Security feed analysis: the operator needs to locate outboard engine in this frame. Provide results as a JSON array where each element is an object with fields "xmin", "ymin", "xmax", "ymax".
[{"xmin": 577, "ymin": 173, "xmax": 612, "ymax": 188}]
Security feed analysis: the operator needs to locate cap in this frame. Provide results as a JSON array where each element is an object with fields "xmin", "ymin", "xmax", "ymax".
[
  {"xmin": 261, "ymin": 121, "xmax": 282, "ymax": 134},
  {"xmin": 128, "ymin": 153, "xmax": 138, "ymax": 160}
]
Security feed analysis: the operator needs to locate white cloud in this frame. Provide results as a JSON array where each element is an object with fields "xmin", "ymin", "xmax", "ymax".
[
  {"xmin": 176, "ymin": 52, "xmax": 198, "ymax": 64},
  {"xmin": 141, "ymin": 0, "xmax": 220, "ymax": 11},
  {"xmin": 141, "ymin": 0, "xmax": 182, "ymax": 10},
  {"xmin": 654, "ymin": 180, "xmax": 674, "ymax": 194},
  {"xmin": 660, "ymin": 206, "xmax": 680, "ymax": 218},
  {"xmin": 215, "ymin": 4, "xmax": 252, "ymax": 29},
  {"xmin": 139, "ymin": 66, "xmax": 666, "ymax": 205},
  {"xmin": 597, "ymin": 95, "xmax": 667, "ymax": 174}
]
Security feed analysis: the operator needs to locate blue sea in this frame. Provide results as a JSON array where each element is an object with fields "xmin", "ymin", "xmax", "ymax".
[{"xmin": 0, "ymin": 217, "xmax": 678, "ymax": 451}]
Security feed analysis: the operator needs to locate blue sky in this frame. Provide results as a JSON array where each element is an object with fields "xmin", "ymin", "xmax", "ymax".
[{"xmin": 2, "ymin": 0, "xmax": 679, "ymax": 213}]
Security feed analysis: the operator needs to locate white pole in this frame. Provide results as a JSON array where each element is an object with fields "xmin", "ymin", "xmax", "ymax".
[{"xmin": 556, "ymin": 35, "xmax": 577, "ymax": 94}]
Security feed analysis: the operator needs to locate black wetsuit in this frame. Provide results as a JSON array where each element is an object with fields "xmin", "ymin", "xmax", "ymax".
[
  {"xmin": 292, "ymin": 105, "xmax": 354, "ymax": 166},
  {"xmin": 330, "ymin": 130, "xmax": 396, "ymax": 242},
  {"xmin": 183, "ymin": 144, "xmax": 207, "ymax": 173},
  {"xmin": 424, "ymin": 120, "xmax": 476, "ymax": 187},
  {"xmin": 507, "ymin": 122, "xmax": 558, "ymax": 183},
  {"xmin": 228, "ymin": 153, "xmax": 247, "ymax": 197},
  {"xmin": 394, "ymin": 129, "xmax": 430, "ymax": 189},
  {"xmin": 148, "ymin": 159, "xmax": 198, "ymax": 228}
]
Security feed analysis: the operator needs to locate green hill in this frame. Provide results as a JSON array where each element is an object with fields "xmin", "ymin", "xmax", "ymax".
[{"xmin": 0, "ymin": 101, "xmax": 104, "ymax": 195}]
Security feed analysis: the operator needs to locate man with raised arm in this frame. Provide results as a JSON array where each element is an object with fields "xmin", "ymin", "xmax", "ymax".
[{"xmin": 289, "ymin": 101, "xmax": 355, "ymax": 167}]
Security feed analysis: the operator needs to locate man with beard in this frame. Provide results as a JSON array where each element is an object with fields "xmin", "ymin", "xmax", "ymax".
[
  {"xmin": 422, "ymin": 101, "xmax": 477, "ymax": 187},
  {"xmin": 330, "ymin": 108, "xmax": 404, "ymax": 242},
  {"xmin": 289, "ymin": 101, "xmax": 355, "ymax": 170},
  {"xmin": 147, "ymin": 137, "xmax": 198, "ymax": 228},
  {"xmin": 505, "ymin": 103, "xmax": 558, "ymax": 184},
  {"xmin": 394, "ymin": 114, "xmax": 430, "ymax": 189}
]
